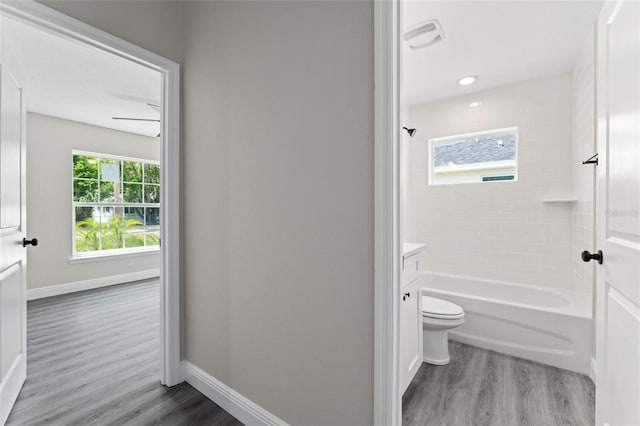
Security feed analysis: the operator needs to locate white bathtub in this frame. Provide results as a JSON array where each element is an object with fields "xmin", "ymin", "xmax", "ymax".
[{"xmin": 419, "ymin": 271, "xmax": 593, "ymax": 375}]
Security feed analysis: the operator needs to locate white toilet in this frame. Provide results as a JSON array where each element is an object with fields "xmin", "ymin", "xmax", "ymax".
[{"xmin": 421, "ymin": 295, "xmax": 465, "ymax": 365}]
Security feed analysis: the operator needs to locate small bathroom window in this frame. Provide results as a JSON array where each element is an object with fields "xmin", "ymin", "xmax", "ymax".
[{"xmin": 428, "ymin": 127, "xmax": 518, "ymax": 186}]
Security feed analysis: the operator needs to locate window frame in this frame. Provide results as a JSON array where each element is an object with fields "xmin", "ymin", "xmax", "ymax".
[
  {"xmin": 71, "ymin": 150, "xmax": 161, "ymax": 260},
  {"xmin": 427, "ymin": 126, "xmax": 519, "ymax": 186}
]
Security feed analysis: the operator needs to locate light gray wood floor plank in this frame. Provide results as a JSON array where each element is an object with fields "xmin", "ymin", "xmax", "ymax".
[
  {"xmin": 7, "ymin": 280, "xmax": 242, "ymax": 426},
  {"xmin": 403, "ymin": 341, "xmax": 595, "ymax": 426}
]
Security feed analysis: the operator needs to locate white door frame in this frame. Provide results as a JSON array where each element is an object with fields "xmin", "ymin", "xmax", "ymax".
[
  {"xmin": 0, "ymin": 0, "xmax": 182, "ymax": 387},
  {"xmin": 374, "ymin": 0, "xmax": 402, "ymax": 425}
]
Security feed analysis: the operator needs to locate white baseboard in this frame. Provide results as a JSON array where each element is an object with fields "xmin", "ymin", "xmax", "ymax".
[
  {"xmin": 27, "ymin": 269, "xmax": 160, "ymax": 300},
  {"xmin": 590, "ymin": 357, "xmax": 597, "ymax": 384},
  {"xmin": 181, "ymin": 361, "xmax": 288, "ymax": 426}
]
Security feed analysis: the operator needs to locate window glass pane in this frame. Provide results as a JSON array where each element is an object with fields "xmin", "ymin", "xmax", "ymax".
[
  {"xmin": 125, "ymin": 228, "xmax": 146, "ymax": 248},
  {"xmin": 100, "ymin": 207, "xmax": 124, "ymax": 249},
  {"xmin": 99, "ymin": 158, "xmax": 117, "ymax": 179},
  {"xmin": 144, "ymin": 184, "xmax": 160, "ymax": 204},
  {"xmin": 145, "ymin": 232, "xmax": 160, "ymax": 246},
  {"xmin": 145, "ymin": 207, "xmax": 160, "ymax": 246},
  {"xmin": 430, "ymin": 129, "xmax": 517, "ymax": 186},
  {"xmin": 100, "ymin": 207, "xmax": 124, "ymax": 229},
  {"xmin": 99, "ymin": 181, "xmax": 119, "ymax": 202},
  {"xmin": 74, "ymin": 179, "xmax": 99, "ymax": 202},
  {"xmin": 75, "ymin": 207, "xmax": 99, "ymax": 252},
  {"xmin": 75, "ymin": 206, "xmax": 95, "ymax": 222},
  {"xmin": 101, "ymin": 161, "xmax": 120, "ymax": 183},
  {"xmin": 145, "ymin": 207, "xmax": 160, "ymax": 226},
  {"xmin": 99, "ymin": 159, "xmax": 119, "ymax": 202},
  {"xmin": 122, "ymin": 161, "xmax": 143, "ymax": 183},
  {"xmin": 124, "ymin": 206, "xmax": 145, "ymax": 224},
  {"xmin": 73, "ymin": 155, "xmax": 99, "ymax": 180},
  {"xmin": 123, "ymin": 183, "xmax": 143, "ymax": 203},
  {"xmin": 144, "ymin": 163, "xmax": 160, "ymax": 184},
  {"xmin": 124, "ymin": 207, "xmax": 145, "ymax": 248}
]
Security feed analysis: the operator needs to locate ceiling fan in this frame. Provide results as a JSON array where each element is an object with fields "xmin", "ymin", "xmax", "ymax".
[{"xmin": 112, "ymin": 103, "xmax": 161, "ymax": 137}]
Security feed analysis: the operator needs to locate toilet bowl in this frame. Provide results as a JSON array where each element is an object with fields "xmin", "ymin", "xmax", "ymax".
[{"xmin": 422, "ymin": 295, "xmax": 465, "ymax": 365}]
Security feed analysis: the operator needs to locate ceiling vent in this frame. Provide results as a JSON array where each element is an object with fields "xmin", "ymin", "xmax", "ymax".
[{"xmin": 403, "ymin": 19, "xmax": 444, "ymax": 50}]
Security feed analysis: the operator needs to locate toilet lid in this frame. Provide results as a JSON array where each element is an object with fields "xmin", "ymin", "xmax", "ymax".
[{"xmin": 422, "ymin": 296, "xmax": 464, "ymax": 318}]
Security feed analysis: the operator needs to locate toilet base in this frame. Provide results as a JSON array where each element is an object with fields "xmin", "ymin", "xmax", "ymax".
[
  {"xmin": 423, "ymin": 329, "xmax": 451, "ymax": 365},
  {"xmin": 423, "ymin": 354, "xmax": 450, "ymax": 365}
]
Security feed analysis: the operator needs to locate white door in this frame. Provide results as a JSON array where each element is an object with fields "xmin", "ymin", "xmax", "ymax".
[
  {"xmin": 0, "ymin": 55, "xmax": 27, "ymax": 424},
  {"xmin": 595, "ymin": 1, "xmax": 640, "ymax": 425}
]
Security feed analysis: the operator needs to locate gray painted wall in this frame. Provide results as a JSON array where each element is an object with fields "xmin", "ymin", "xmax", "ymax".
[
  {"xmin": 183, "ymin": 3, "xmax": 374, "ymax": 424},
  {"xmin": 38, "ymin": 2, "xmax": 375, "ymax": 424},
  {"xmin": 38, "ymin": 0, "xmax": 184, "ymax": 64},
  {"xmin": 27, "ymin": 113, "xmax": 160, "ymax": 289}
]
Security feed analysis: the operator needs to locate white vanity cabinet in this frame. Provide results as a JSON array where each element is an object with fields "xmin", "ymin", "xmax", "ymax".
[
  {"xmin": 401, "ymin": 243, "xmax": 425, "ymax": 393},
  {"xmin": 402, "ymin": 243, "xmax": 424, "ymax": 287},
  {"xmin": 400, "ymin": 279, "xmax": 422, "ymax": 392}
]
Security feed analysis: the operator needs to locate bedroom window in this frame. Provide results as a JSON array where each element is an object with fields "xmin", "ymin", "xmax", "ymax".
[
  {"xmin": 72, "ymin": 151, "xmax": 160, "ymax": 258},
  {"xmin": 428, "ymin": 127, "xmax": 518, "ymax": 186}
]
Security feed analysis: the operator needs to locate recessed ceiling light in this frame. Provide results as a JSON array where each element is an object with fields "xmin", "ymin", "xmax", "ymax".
[
  {"xmin": 469, "ymin": 101, "xmax": 482, "ymax": 108},
  {"xmin": 458, "ymin": 75, "xmax": 479, "ymax": 86}
]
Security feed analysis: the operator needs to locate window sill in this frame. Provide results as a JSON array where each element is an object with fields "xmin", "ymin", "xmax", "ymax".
[{"xmin": 69, "ymin": 247, "xmax": 160, "ymax": 264}]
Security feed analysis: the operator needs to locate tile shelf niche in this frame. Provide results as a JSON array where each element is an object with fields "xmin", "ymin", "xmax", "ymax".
[{"xmin": 541, "ymin": 198, "xmax": 578, "ymax": 203}]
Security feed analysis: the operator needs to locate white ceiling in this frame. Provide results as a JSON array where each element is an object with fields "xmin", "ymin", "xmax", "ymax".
[
  {"xmin": 2, "ymin": 17, "xmax": 161, "ymax": 137},
  {"xmin": 403, "ymin": 0, "xmax": 604, "ymax": 106}
]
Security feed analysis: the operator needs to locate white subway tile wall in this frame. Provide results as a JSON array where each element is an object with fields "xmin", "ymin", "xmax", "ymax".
[
  {"xmin": 571, "ymin": 29, "xmax": 596, "ymax": 300},
  {"xmin": 405, "ymin": 74, "xmax": 576, "ymax": 290}
]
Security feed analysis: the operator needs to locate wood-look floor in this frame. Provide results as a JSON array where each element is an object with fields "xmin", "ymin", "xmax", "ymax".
[
  {"xmin": 7, "ymin": 280, "xmax": 241, "ymax": 426},
  {"xmin": 403, "ymin": 341, "xmax": 595, "ymax": 426}
]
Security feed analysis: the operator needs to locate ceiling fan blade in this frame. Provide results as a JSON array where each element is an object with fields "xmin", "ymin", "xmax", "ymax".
[{"xmin": 112, "ymin": 117, "xmax": 161, "ymax": 122}]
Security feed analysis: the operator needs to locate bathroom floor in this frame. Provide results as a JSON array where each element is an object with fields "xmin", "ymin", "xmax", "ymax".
[{"xmin": 402, "ymin": 341, "xmax": 595, "ymax": 426}]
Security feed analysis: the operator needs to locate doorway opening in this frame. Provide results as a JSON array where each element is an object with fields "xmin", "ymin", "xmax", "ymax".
[
  {"xmin": 375, "ymin": 0, "xmax": 640, "ymax": 425},
  {"xmin": 399, "ymin": 0, "xmax": 601, "ymax": 423},
  {"xmin": 0, "ymin": 2, "xmax": 180, "ymax": 423}
]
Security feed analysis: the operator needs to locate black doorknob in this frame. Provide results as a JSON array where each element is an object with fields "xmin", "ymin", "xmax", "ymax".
[
  {"xmin": 23, "ymin": 238, "xmax": 38, "ymax": 247},
  {"xmin": 581, "ymin": 250, "xmax": 603, "ymax": 264}
]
